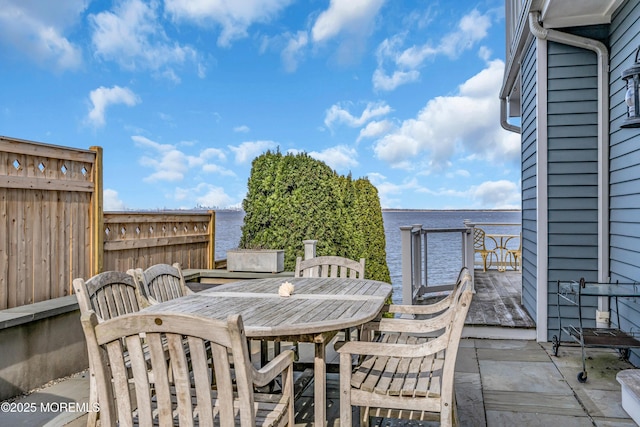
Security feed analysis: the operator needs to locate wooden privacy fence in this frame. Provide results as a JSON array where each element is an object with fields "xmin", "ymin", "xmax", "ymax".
[
  {"xmin": 102, "ymin": 212, "xmax": 215, "ymax": 272},
  {"xmin": 0, "ymin": 136, "xmax": 217, "ymax": 310},
  {"xmin": 0, "ymin": 136, "xmax": 99, "ymax": 309}
]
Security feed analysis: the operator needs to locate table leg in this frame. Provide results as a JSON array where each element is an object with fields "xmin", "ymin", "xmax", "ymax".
[{"xmin": 314, "ymin": 341, "xmax": 326, "ymax": 426}]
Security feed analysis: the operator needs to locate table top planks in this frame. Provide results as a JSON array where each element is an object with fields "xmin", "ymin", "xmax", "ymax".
[{"xmin": 142, "ymin": 277, "xmax": 392, "ymax": 338}]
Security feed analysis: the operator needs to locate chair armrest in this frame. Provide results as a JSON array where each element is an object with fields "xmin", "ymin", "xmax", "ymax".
[
  {"xmin": 376, "ymin": 316, "xmax": 450, "ymax": 334},
  {"xmin": 337, "ymin": 335, "xmax": 447, "ymax": 359},
  {"xmin": 253, "ymin": 349, "xmax": 295, "ymax": 388},
  {"xmin": 388, "ymin": 298, "xmax": 452, "ymax": 315}
]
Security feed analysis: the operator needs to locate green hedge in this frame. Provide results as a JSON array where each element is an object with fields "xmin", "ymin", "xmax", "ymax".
[{"xmin": 240, "ymin": 150, "xmax": 390, "ymax": 283}]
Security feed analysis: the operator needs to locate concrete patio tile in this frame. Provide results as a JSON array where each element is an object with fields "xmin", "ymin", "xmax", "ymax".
[
  {"xmin": 459, "ymin": 338, "xmax": 477, "ymax": 348},
  {"xmin": 474, "ymin": 338, "xmax": 542, "ymax": 351},
  {"xmin": 455, "ymin": 372, "xmax": 486, "ymax": 427},
  {"xmin": 0, "ymin": 371, "xmax": 90, "ymax": 427},
  {"xmin": 476, "ymin": 346, "xmax": 551, "ymax": 363},
  {"xmin": 592, "ymin": 417, "xmax": 638, "ymax": 426},
  {"xmin": 480, "ymin": 360, "xmax": 574, "ymax": 394},
  {"xmin": 574, "ymin": 388, "xmax": 630, "ymax": 419},
  {"xmin": 486, "ymin": 411, "xmax": 592, "ymax": 427},
  {"xmin": 544, "ymin": 344, "xmax": 634, "ymax": 392},
  {"xmin": 455, "ymin": 346, "xmax": 479, "ymax": 374},
  {"xmin": 484, "ymin": 390, "xmax": 585, "ymax": 417}
]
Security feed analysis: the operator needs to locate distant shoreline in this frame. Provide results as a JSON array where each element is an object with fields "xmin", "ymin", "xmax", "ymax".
[
  {"xmin": 381, "ymin": 208, "xmax": 521, "ymax": 212},
  {"xmin": 213, "ymin": 208, "xmax": 522, "ymax": 213}
]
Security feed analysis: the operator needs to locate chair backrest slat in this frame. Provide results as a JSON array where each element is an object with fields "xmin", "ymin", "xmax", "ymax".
[
  {"xmin": 133, "ymin": 263, "xmax": 189, "ymax": 304},
  {"xmin": 73, "ymin": 271, "xmax": 142, "ymax": 322},
  {"xmin": 295, "ymin": 256, "xmax": 366, "ymax": 279}
]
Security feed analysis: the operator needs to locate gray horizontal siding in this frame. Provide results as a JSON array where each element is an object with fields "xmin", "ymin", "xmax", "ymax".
[
  {"xmin": 521, "ymin": 38, "xmax": 537, "ymax": 323},
  {"xmin": 546, "ymin": 40, "xmax": 600, "ymax": 340},
  {"xmin": 608, "ymin": 0, "xmax": 640, "ymax": 366}
]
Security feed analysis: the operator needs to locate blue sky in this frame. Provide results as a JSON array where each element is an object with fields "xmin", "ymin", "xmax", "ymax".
[{"xmin": 0, "ymin": 0, "xmax": 520, "ymax": 210}]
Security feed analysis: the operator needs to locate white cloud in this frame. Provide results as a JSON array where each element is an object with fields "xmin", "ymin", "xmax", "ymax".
[
  {"xmin": 87, "ymin": 86, "xmax": 140, "ymax": 127},
  {"xmin": 439, "ymin": 9, "xmax": 491, "ymax": 58},
  {"xmin": 200, "ymin": 147, "xmax": 226, "ymax": 161},
  {"xmin": 229, "ymin": 140, "xmax": 278, "ymax": 164},
  {"xmin": 467, "ymin": 180, "xmax": 520, "ymax": 209},
  {"xmin": 90, "ymin": 0, "xmax": 197, "ymax": 78},
  {"xmin": 202, "ymin": 163, "xmax": 236, "ymax": 176},
  {"xmin": 308, "ymin": 145, "xmax": 358, "ymax": 171},
  {"xmin": 367, "ymin": 173, "xmax": 423, "ymax": 208},
  {"xmin": 0, "ymin": 0, "xmax": 84, "ymax": 70},
  {"xmin": 357, "ymin": 120, "xmax": 394, "ymax": 141},
  {"xmin": 133, "ymin": 135, "xmax": 231, "ymax": 182},
  {"xmin": 373, "ymin": 9, "xmax": 493, "ymax": 91},
  {"xmin": 446, "ymin": 169, "xmax": 471, "ymax": 179},
  {"xmin": 175, "ymin": 183, "xmax": 235, "ymax": 208},
  {"xmin": 324, "ymin": 101, "xmax": 392, "ymax": 129},
  {"xmin": 281, "ymin": 31, "xmax": 308, "ymax": 72},
  {"xmin": 368, "ymin": 172, "xmax": 520, "ymax": 209},
  {"xmin": 372, "ymin": 69, "xmax": 420, "ymax": 92},
  {"xmin": 311, "ymin": 0, "xmax": 385, "ymax": 43},
  {"xmin": 165, "ymin": 0, "xmax": 293, "ymax": 47},
  {"xmin": 311, "ymin": 0, "xmax": 385, "ymax": 65},
  {"xmin": 104, "ymin": 189, "xmax": 126, "ymax": 211},
  {"xmin": 234, "ymin": 125, "xmax": 250, "ymax": 133},
  {"xmin": 373, "ymin": 59, "xmax": 520, "ymax": 170}
]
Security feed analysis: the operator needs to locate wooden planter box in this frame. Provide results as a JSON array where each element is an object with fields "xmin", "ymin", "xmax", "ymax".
[{"xmin": 226, "ymin": 249, "xmax": 285, "ymax": 273}]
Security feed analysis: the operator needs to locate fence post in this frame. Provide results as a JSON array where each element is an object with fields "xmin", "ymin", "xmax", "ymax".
[
  {"xmin": 207, "ymin": 210, "xmax": 215, "ymax": 269},
  {"xmin": 90, "ymin": 146, "xmax": 103, "ymax": 275},
  {"xmin": 463, "ymin": 220, "xmax": 475, "ymax": 284},
  {"xmin": 411, "ymin": 225, "xmax": 422, "ymax": 300},
  {"xmin": 400, "ymin": 226, "xmax": 413, "ymax": 304}
]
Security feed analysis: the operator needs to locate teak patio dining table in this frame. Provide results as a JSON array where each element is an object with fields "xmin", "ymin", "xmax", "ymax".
[{"xmin": 142, "ymin": 276, "xmax": 392, "ymax": 426}]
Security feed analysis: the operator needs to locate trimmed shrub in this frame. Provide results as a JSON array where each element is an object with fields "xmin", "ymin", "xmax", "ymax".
[{"xmin": 240, "ymin": 150, "xmax": 390, "ymax": 283}]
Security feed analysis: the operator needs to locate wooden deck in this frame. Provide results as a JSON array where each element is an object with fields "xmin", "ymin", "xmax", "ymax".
[{"xmin": 467, "ymin": 270, "xmax": 534, "ymax": 329}]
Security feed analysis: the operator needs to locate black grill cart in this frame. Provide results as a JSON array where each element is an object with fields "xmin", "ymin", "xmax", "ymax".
[{"xmin": 553, "ymin": 278, "xmax": 640, "ymax": 383}]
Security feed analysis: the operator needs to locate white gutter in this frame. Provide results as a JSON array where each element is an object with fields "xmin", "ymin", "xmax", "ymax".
[
  {"xmin": 528, "ymin": 11, "xmax": 611, "ymax": 327},
  {"xmin": 501, "ymin": 98, "xmax": 521, "ymax": 133}
]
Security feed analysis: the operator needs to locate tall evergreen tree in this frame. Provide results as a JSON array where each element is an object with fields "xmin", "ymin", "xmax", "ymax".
[{"xmin": 240, "ymin": 151, "xmax": 390, "ymax": 282}]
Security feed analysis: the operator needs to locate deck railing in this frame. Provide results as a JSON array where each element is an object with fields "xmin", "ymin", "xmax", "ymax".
[
  {"xmin": 400, "ymin": 221, "xmax": 522, "ymax": 304},
  {"xmin": 400, "ymin": 224, "xmax": 474, "ymax": 304}
]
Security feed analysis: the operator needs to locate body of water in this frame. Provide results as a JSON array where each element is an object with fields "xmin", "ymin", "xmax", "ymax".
[{"xmin": 214, "ymin": 209, "xmax": 521, "ymax": 302}]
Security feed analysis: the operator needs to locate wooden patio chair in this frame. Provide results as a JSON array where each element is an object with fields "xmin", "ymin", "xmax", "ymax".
[
  {"xmin": 130, "ymin": 262, "xmax": 193, "ymax": 305},
  {"xmin": 80, "ymin": 310, "xmax": 295, "ymax": 426},
  {"xmin": 338, "ymin": 274, "xmax": 473, "ymax": 427},
  {"xmin": 72, "ymin": 271, "xmax": 146, "ymax": 426},
  {"xmin": 294, "ymin": 255, "xmax": 365, "ymax": 279},
  {"xmin": 473, "ymin": 228, "xmax": 496, "ymax": 272},
  {"xmin": 294, "ymin": 255, "xmax": 366, "ymax": 347},
  {"xmin": 361, "ymin": 267, "xmax": 471, "ymax": 342}
]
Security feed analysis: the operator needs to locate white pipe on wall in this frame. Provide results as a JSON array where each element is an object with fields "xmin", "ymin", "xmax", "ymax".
[{"xmin": 528, "ymin": 11, "xmax": 611, "ymax": 327}]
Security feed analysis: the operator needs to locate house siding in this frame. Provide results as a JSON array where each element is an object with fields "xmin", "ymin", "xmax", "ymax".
[
  {"xmin": 608, "ymin": 0, "xmax": 640, "ymax": 365},
  {"xmin": 521, "ymin": 39, "xmax": 538, "ymax": 323},
  {"xmin": 545, "ymin": 41, "xmax": 600, "ymax": 340}
]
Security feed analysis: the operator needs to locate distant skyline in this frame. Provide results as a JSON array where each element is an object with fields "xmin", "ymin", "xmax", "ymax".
[{"xmin": 0, "ymin": 0, "xmax": 519, "ymax": 210}]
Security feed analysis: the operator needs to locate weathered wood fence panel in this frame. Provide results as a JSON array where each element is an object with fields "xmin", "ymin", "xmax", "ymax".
[
  {"xmin": 0, "ymin": 136, "xmax": 99, "ymax": 309},
  {"xmin": 102, "ymin": 212, "xmax": 215, "ymax": 272},
  {"xmin": 1, "ymin": 136, "xmax": 218, "ymax": 310}
]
